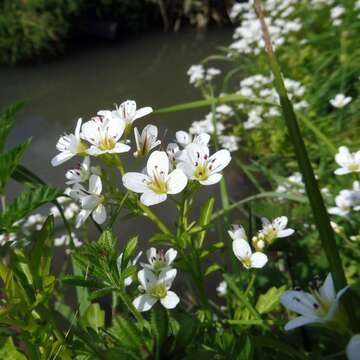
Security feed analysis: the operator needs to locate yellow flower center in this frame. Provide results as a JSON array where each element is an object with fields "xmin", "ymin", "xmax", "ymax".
[
  {"xmin": 194, "ymin": 164, "xmax": 209, "ymax": 181},
  {"xmin": 150, "ymin": 285, "xmax": 168, "ymax": 299},
  {"xmin": 99, "ymin": 137, "xmax": 116, "ymax": 151},
  {"xmin": 149, "ymin": 172, "xmax": 168, "ymax": 194},
  {"xmin": 77, "ymin": 141, "xmax": 89, "ymax": 156},
  {"xmin": 242, "ymin": 257, "xmax": 252, "ymax": 269},
  {"xmin": 348, "ymin": 163, "xmax": 359, "ymax": 172}
]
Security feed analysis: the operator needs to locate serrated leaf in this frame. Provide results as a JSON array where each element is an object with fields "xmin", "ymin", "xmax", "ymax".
[
  {"xmin": 0, "ymin": 185, "xmax": 63, "ymax": 231},
  {"xmin": 0, "ymin": 101, "xmax": 25, "ymax": 152},
  {"xmin": 256, "ymin": 286, "xmax": 286, "ymax": 314},
  {"xmin": 0, "ymin": 140, "xmax": 30, "ymax": 194},
  {"xmin": 110, "ymin": 315, "xmax": 144, "ymax": 350},
  {"xmin": 121, "ymin": 236, "xmax": 138, "ymax": 272}
]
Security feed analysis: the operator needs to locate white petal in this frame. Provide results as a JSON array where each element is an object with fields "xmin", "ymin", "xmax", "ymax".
[
  {"xmin": 133, "ymin": 107, "xmax": 153, "ymax": 121},
  {"xmin": 146, "ymin": 247, "xmax": 157, "ymax": 263},
  {"xmin": 133, "ymin": 294, "xmax": 157, "ymax": 312},
  {"xmin": 284, "ymin": 315, "xmax": 318, "ymax": 331},
  {"xmin": 166, "ymin": 169, "xmax": 188, "ymax": 194},
  {"xmin": 160, "ymin": 291, "xmax": 179, "ymax": 309},
  {"xmin": 318, "ymin": 273, "xmax": 336, "ymax": 303},
  {"xmin": 109, "ymin": 143, "xmax": 131, "ymax": 154},
  {"xmin": 76, "ymin": 209, "xmax": 91, "ymax": 228},
  {"xmin": 51, "ymin": 152, "xmax": 74, "ymax": 167},
  {"xmin": 82, "ymin": 194, "xmax": 100, "ymax": 210},
  {"xmin": 228, "ymin": 225, "xmax": 247, "ymax": 241},
  {"xmin": 75, "ymin": 118, "xmax": 83, "ymax": 139},
  {"xmin": 185, "ymin": 143, "xmax": 209, "ymax": 166},
  {"xmin": 87, "ymin": 146, "xmax": 105, "ymax": 156},
  {"xmin": 165, "ymin": 249, "xmax": 177, "ymax": 265},
  {"xmin": 89, "ymin": 175, "xmax": 102, "ymax": 194},
  {"xmin": 194, "ymin": 133, "xmax": 211, "ymax": 146},
  {"xmin": 277, "ymin": 229, "xmax": 295, "ymax": 238},
  {"xmin": 334, "ymin": 168, "xmax": 350, "ymax": 175},
  {"xmin": 200, "ymin": 173, "xmax": 222, "ymax": 185},
  {"xmin": 122, "ymin": 172, "xmax": 150, "ymax": 193},
  {"xmin": 140, "ymin": 191, "xmax": 167, "ymax": 206},
  {"xmin": 273, "ymin": 216, "xmax": 288, "ymax": 230},
  {"xmin": 92, "ymin": 204, "xmax": 106, "ymax": 224},
  {"xmin": 138, "ymin": 268, "xmax": 156, "ymax": 291},
  {"xmin": 176, "ymin": 131, "xmax": 191, "ymax": 147},
  {"xmin": 261, "ymin": 217, "xmax": 271, "ymax": 227},
  {"xmin": 250, "ymin": 252, "xmax": 268, "ymax": 268},
  {"xmin": 232, "ymin": 238, "xmax": 252, "ymax": 260},
  {"xmin": 346, "ymin": 334, "xmax": 360, "ymax": 360},
  {"xmin": 147, "ymin": 151, "xmax": 169, "ymax": 177},
  {"xmin": 280, "ymin": 291, "xmax": 318, "ymax": 317},
  {"xmin": 207, "ymin": 149, "xmax": 231, "ymax": 174},
  {"xmin": 158, "ymin": 268, "xmax": 177, "ymax": 288}
]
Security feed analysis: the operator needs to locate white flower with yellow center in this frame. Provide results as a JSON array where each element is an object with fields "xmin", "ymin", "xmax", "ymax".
[
  {"xmin": 334, "ymin": 146, "xmax": 360, "ymax": 175},
  {"xmin": 177, "ymin": 143, "xmax": 231, "ymax": 185},
  {"xmin": 260, "ymin": 216, "xmax": 295, "ymax": 244},
  {"xmin": 280, "ymin": 273, "xmax": 348, "ymax": 331},
  {"xmin": 70, "ymin": 175, "xmax": 106, "ymax": 228},
  {"xmin": 112, "ymin": 100, "xmax": 153, "ymax": 130},
  {"xmin": 51, "ymin": 118, "xmax": 88, "ymax": 166},
  {"xmin": 80, "ymin": 115, "xmax": 130, "ymax": 156},
  {"xmin": 230, "ymin": 226, "xmax": 268, "ymax": 269},
  {"xmin": 141, "ymin": 247, "xmax": 177, "ymax": 273},
  {"xmin": 133, "ymin": 124, "xmax": 161, "ymax": 158},
  {"xmin": 133, "ymin": 268, "xmax": 179, "ymax": 312},
  {"xmin": 122, "ymin": 151, "xmax": 188, "ymax": 206}
]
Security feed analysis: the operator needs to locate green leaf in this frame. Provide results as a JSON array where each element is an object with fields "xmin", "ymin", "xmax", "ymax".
[
  {"xmin": 110, "ymin": 315, "xmax": 144, "ymax": 350},
  {"xmin": 151, "ymin": 305, "xmax": 169, "ymax": 359},
  {"xmin": 0, "ymin": 101, "xmax": 25, "ymax": 152},
  {"xmin": 194, "ymin": 198, "xmax": 214, "ymax": 249},
  {"xmin": 88, "ymin": 287, "xmax": 114, "ymax": 301},
  {"xmin": 256, "ymin": 286, "xmax": 286, "ymax": 315},
  {"xmin": 121, "ymin": 236, "xmax": 138, "ymax": 272},
  {"xmin": 80, "ymin": 303, "xmax": 105, "ymax": 332},
  {"xmin": 0, "ymin": 337, "xmax": 27, "ymax": 360},
  {"xmin": 173, "ymin": 313, "xmax": 199, "ymax": 353},
  {"xmin": 0, "ymin": 140, "xmax": 30, "ymax": 194},
  {"xmin": 204, "ymin": 264, "xmax": 221, "ymax": 276},
  {"xmin": 61, "ymin": 276, "xmax": 104, "ymax": 289},
  {"xmin": 0, "ymin": 185, "xmax": 63, "ymax": 231}
]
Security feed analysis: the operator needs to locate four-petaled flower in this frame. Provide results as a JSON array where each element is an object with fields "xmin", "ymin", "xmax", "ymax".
[
  {"xmin": 133, "ymin": 124, "xmax": 161, "ymax": 158},
  {"xmin": 334, "ymin": 146, "xmax": 360, "ymax": 175},
  {"xmin": 51, "ymin": 118, "xmax": 88, "ymax": 166},
  {"xmin": 122, "ymin": 151, "xmax": 188, "ymax": 206},
  {"xmin": 230, "ymin": 226, "xmax": 268, "ymax": 269},
  {"xmin": 141, "ymin": 247, "xmax": 177, "ymax": 273},
  {"xmin": 70, "ymin": 175, "xmax": 106, "ymax": 228},
  {"xmin": 177, "ymin": 144, "xmax": 231, "ymax": 185},
  {"xmin": 280, "ymin": 273, "xmax": 348, "ymax": 331},
  {"xmin": 81, "ymin": 115, "xmax": 130, "ymax": 156},
  {"xmin": 133, "ymin": 268, "xmax": 179, "ymax": 312},
  {"xmin": 260, "ymin": 216, "xmax": 295, "ymax": 244}
]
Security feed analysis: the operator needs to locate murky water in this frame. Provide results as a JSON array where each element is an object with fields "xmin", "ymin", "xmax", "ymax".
[{"xmin": 0, "ymin": 28, "xmax": 249, "ymax": 245}]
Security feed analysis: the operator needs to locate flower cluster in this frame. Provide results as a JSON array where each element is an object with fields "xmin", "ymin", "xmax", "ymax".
[{"xmin": 187, "ymin": 64, "xmax": 221, "ymax": 87}]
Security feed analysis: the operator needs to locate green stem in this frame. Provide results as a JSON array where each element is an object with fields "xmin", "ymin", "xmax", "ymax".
[
  {"xmin": 254, "ymin": 0, "xmax": 357, "ymax": 331},
  {"xmin": 137, "ymin": 200, "xmax": 171, "ymax": 235},
  {"xmin": 116, "ymin": 286, "xmax": 145, "ymax": 327},
  {"xmin": 244, "ymin": 272, "xmax": 256, "ymax": 298}
]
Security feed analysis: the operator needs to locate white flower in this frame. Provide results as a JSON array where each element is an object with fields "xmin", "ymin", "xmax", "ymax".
[
  {"xmin": 334, "ymin": 146, "xmax": 360, "ymax": 175},
  {"xmin": 133, "ymin": 268, "xmax": 179, "ymax": 312},
  {"xmin": 218, "ymin": 135, "xmax": 239, "ymax": 152},
  {"xmin": 216, "ymin": 281, "xmax": 227, "ymax": 297},
  {"xmin": 70, "ymin": 175, "xmax": 106, "ymax": 228},
  {"xmin": 187, "ymin": 64, "xmax": 205, "ymax": 85},
  {"xmin": 51, "ymin": 118, "xmax": 87, "ymax": 166},
  {"xmin": 141, "ymin": 247, "xmax": 177, "ymax": 273},
  {"xmin": 54, "ymin": 233, "xmax": 82, "ymax": 247},
  {"xmin": 122, "ymin": 151, "xmax": 188, "ymax": 206},
  {"xmin": 330, "ymin": 94, "xmax": 352, "ymax": 108},
  {"xmin": 216, "ymin": 104, "xmax": 234, "ymax": 117},
  {"xmin": 80, "ymin": 115, "xmax": 130, "ymax": 156},
  {"xmin": 0, "ymin": 233, "xmax": 16, "ymax": 246},
  {"xmin": 177, "ymin": 144, "xmax": 231, "ymax": 185},
  {"xmin": 232, "ymin": 237, "xmax": 268, "ymax": 269},
  {"xmin": 260, "ymin": 216, "xmax": 295, "ymax": 243},
  {"xmin": 347, "ymin": 335, "xmax": 360, "ymax": 360},
  {"xmin": 328, "ymin": 185, "xmax": 360, "ymax": 217},
  {"xmin": 117, "ymin": 251, "xmax": 143, "ymax": 287},
  {"xmin": 205, "ymin": 67, "xmax": 221, "ymax": 81},
  {"xmin": 166, "ymin": 143, "xmax": 180, "ymax": 169},
  {"xmin": 280, "ymin": 273, "xmax": 348, "ymax": 331},
  {"xmin": 133, "ymin": 124, "xmax": 161, "ymax": 158},
  {"xmin": 65, "ymin": 156, "xmax": 92, "ymax": 185},
  {"xmin": 175, "ymin": 130, "xmax": 210, "ymax": 148},
  {"xmin": 111, "ymin": 100, "xmax": 153, "ymax": 128}
]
